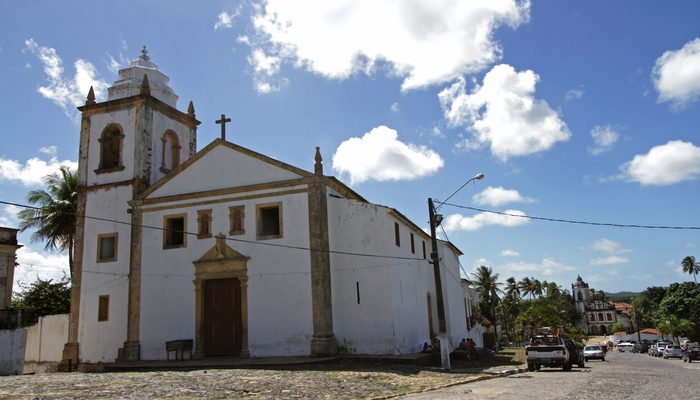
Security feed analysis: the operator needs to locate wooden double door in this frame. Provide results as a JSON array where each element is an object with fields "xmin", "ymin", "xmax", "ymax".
[{"xmin": 203, "ymin": 278, "xmax": 243, "ymax": 356}]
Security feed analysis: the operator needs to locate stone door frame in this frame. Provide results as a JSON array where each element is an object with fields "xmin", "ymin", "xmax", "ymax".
[{"xmin": 193, "ymin": 235, "xmax": 250, "ymax": 358}]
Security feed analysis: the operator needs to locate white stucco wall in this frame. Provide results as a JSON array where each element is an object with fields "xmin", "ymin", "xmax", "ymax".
[
  {"xmin": 139, "ymin": 187, "xmax": 314, "ymax": 359},
  {"xmin": 148, "ymin": 112, "xmax": 193, "ymax": 184},
  {"xmin": 24, "ymin": 314, "xmax": 69, "ymax": 362},
  {"xmin": 87, "ymin": 111, "xmax": 137, "ymax": 186},
  {"xmin": 148, "ymin": 144, "xmax": 303, "ymax": 199},
  {"xmin": 79, "ymin": 186, "xmax": 132, "ymax": 362}
]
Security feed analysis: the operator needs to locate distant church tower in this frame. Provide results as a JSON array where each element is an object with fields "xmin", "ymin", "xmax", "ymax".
[
  {"xmin": 63, "ymin": 48, "xmax": 200, "ymax": 366},
  {"xmin": 571, "ymin": 275, "xmax": 590, "ymax": 314}
]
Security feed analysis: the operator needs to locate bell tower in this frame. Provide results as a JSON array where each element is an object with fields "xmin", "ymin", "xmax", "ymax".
[{"xmin": 62, "ymin": 48, "xmax": 200, "ymax": 367}]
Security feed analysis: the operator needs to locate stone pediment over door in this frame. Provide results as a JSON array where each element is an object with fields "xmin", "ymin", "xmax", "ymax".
[
  {"xmin": 195, "ymin": 233, "xmax": 250, "ymax": 266},
  {"xmin": 192, "ymin": 233, "xmax": 250, "ymax": 358}
]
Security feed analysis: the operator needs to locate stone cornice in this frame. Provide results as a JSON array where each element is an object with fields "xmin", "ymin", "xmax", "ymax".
[{"xmin": 78, "ymin": 94, "xmax": 200, "ymax": 127}]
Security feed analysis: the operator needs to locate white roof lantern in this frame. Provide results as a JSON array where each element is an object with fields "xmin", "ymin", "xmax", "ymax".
[{"xmin": 107, "ymin": 46, "xmax": 179, "ymax": 107}]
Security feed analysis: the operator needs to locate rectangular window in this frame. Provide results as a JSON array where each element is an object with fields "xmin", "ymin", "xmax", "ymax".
[
  {"xmin": 422, "ymin": 241, "xmax": 426, "ymax": 259},
  {"xmin": 229, "ymin": 205, "xmax": 245, "ymax": 235},
  {"xmin": 590, "ymin": 314, "xmax": 596, "ymax": 322},
  {"xmin": 410, "ymin": 233, "xmax": 415, "ymax": 254},
  {"xmin": 164, "ymin": 214, "xmax": 187, "ymax": 249},
  {"xmin": 197, "ymin": 209, "xmax": 212, "ymax": 239},
  {"xmin": 394, "ymin": 222, "xmax": 400, "ymax": 247},
  {"xmin": 96, "ymin": 233, "xmax": 117, "ymax": 262},
  {"xmin": 256, "ymin": 203, "xmax": 282, "ymax": 239},
  {"xmin": 607, "ymin": 313, "xmax": 613, "ymax": 321},
  {"xmin": 98, "ymin": 295, "xmax": 109, "ymax": 321}
]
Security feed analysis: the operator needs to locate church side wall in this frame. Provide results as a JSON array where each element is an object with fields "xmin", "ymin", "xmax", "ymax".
[
  {"xmin": 438, "ymin": 243, "xmax": 469, "ymax": 346},
  {"xmin": 78, "ymin": 186, "xmax": 132, "ymax": 362},
  {"xmin": 139, "ymin": 190, "xmax": 313, "ymax": 359},
  {"xmin": 327, "ymin": 199, "xmax": 403, "ymax": 354}
]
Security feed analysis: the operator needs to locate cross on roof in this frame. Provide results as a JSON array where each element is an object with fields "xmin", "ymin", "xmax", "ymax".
[{"xmin": 215, "ymin": 114, "xmax": 231, "ymax": 140}]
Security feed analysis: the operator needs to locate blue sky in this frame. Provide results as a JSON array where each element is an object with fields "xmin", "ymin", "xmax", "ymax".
[{"xmin": 1, "ymin": 1, "xmax": 699, "ymax": 293}]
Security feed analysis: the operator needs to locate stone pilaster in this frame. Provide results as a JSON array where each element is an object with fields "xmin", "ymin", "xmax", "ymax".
[
  {"xmin": 307, "ymin": 152, "xmax": 337, "ymax": 355},
  {"xmin": 120, "ymin": 203, "xmax": 143, "ymax": 361},
  {"xmin": 61, "ymin": 112, "xmax": 91, "ymax": 370}
]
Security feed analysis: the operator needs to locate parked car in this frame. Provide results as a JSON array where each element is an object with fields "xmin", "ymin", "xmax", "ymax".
[
  {"xmin": 682, "ymin": 346, "xmax": 700, "ymax": 363},
  {"xmin": 631, "ymin": 344, "xmax": 641, "ymax": 353},
  {"xmin": 617, "ymin": 342, "xmax": 635, "ymax": 352},
  {"xmin": 583, "ymin": 345, "xmax": 605, "ymax": 362},
  {"xmin": 651, "ymin": 342, "xmax": 670, "ymax": 357},
  {"xmin": 638, "ymin": 342, "xmax": 649, "ymax": 354},
  {"xmin": 564, "ymin": 339, "xmax": 585, "ymax": 368},
  {"xmin": 663, "ymin": 345, "xmax": 684, "ymax": 359}
]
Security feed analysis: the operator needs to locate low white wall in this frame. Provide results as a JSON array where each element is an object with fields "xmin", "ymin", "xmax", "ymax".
[
  {"xmin": 24, "ymin": 314, "xmax": 68, "ymax": 362},
  {"xmin": 0, "ymin": 328, "xmax": 27, "ymax": 375}
]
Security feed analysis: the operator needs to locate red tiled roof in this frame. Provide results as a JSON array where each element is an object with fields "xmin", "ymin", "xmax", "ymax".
[{"xmin": 640, "ymin": 328, "xmax": 660, "ymax": 335}]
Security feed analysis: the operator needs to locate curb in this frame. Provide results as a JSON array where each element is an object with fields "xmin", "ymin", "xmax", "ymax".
[{"xmin": 483, "ymin": 366, "xmax": 528, "ymax": 377}]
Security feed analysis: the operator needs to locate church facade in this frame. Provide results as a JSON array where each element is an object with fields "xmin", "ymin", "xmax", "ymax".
[
  {"xmin": 64, "ymin": 49, "xmax": 477, "ymax": 364},
  {"xmin": 571, "ymin": 275, "xmax": 628, "ymax": 335}
]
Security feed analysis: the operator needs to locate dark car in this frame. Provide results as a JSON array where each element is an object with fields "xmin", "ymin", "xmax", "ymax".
[
  {"xmin": 564, "ymin": 339, "xmax": 585, "ymax": 368},
  {"xmin": 683, "ymin": 346, "xmax": 700, "ymax": 363}
]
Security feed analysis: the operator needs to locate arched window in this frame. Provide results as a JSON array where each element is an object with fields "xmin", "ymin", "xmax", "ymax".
[
  {"xmin": 577, "ymin": 291, "xmax": 583, "ymax": 301},
  {"xmin": 161, "ymin": 130, "xmax": 181, "ymax": 172},
  {"xmin": 98, "ymin": 124, "xmax": 124, "ymax": 170}
]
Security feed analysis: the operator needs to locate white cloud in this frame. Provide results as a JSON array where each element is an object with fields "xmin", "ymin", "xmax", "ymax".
[
  {"xmin": 390, "ymin": 103, "xmax": 400, "ymax": 113},
  {"xmin": 589, "ymin": 125, "xmax": 619, "ymax": 156},
  {"xmin": 685, "ymin": 242, "xmax": 697, "ymax": 249},
  {"xmin": 501, "ymin": 249, "xmax": 520, "ymax": 257},
  {"xmin": 13, "ymin": 246, "xmax": 70, "ymax": 292},
  {"xmin": 439, "ymin": 64, "xmax": 570, "ymax": 161},
  {"xmin": 332, "ymin": 125, "xmax": 443, "ymax": 184},
  {"xmin": 499, "ymin": 257, "xmax": 576, "ymax": 277},
  {"xmin": 24, "ymin": 39, "xmax": 109, "ymax": 118},
  {"xmin": 247, "ymin": 0, "xmax": 530, "ymax": 91},
  {"xmin": 652, "ymin": 38, "xmax": 700, "ymax": 107},
  {"xmin": 621, "ymin": 140, "xmax": 700, "ymax": 185},
  {"xmin": 590, "ymin": 238, "xmax": 630, "ymax": 255},
  {"xmin": 248, "ymin": 48, "xmax": 289, "ymax": 93},
  {"xmin": 443, "ymin": 209, "xmax": 528, "ymax": 232},
  {"xmin": 0, "ymin": 149, "xmax": 77, "ymax": 187},
  {"xmin": 590, "ymin": 255, "xmax": 629, "ymax": 266},
  {"xmin": 215, "ymin": 9, "xmax": 241, "ymax": 30},
  {"xmin": 0, "ymin": 205, "xmax": 21, "ymax": 227},
  {"xmin": 472, "ymin": 186, "xmax": 534, "ymax": 207},
  {"xmin": 39, "ymin": 146, "xmax": 58, "ymax": 156},
  {"xmin": 565, "ymin": 86, "xmax": 585, "ymax": 101}
]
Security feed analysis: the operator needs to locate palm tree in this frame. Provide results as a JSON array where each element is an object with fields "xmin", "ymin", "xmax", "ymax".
[
  {"xmin": 681, "ymin": 256, "xmax": 700, "ymax": 283},
  {"xmin": 519, "ymin": 276, "xmax": 534, "ymax": 301},
  {"xmin": 471, "ymin": 266, "xmax": 503, "ymax": 347},
  {"xmin": 505, "ymin": 277, "xmax": 520, "ymax": 299},
  {"xmin": 532, "ymin": 279, "xmax": 543, "ymax": 299},
  {"xmin": 18, "ymin": 166, "xmax": 78, "ymax": 279}
]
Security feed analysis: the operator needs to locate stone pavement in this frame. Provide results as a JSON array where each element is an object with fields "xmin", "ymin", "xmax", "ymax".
[{"xmin": 0, "ymin": 355, "xmax": 526, "ymax": 399}]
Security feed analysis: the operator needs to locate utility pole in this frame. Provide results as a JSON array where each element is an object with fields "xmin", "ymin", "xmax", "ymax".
[{"xmin": 428, "ymin": 197, "xmax": 450, "ymax": 370}]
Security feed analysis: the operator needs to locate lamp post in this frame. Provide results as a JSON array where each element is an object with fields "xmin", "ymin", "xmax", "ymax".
[{"xmin": 429, "ymin": 173, "xmax": 484, "ymax": 370}]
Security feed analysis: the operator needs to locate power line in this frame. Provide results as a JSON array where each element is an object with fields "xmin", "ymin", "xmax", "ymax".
[
  {"xmin": 1, "ymin": 200, "xmax": 426, "ymax": 262},
  {"xmin": 441, "ymin": 203, "xmax": 700, "ymax": 230}
]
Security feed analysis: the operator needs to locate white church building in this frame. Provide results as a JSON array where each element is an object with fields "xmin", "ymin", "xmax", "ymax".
[{"xmin": 63, "ymin": 49, "xmax": 480, "ymax": 365}]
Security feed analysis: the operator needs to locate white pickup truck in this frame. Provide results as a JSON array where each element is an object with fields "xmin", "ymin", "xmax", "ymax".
[{"xmin": 525, "ymin": 334, "xmax": 571, "ymax": 371}]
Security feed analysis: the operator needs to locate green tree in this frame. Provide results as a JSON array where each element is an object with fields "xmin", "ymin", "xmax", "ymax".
[
  {"xmin": 681, "ymin": 256, "xmax": 700, "ymax": 283},
  {"xmin": 658, "ymin": 282, "xmax": 700, "ymax": 341},
  {"xmin": 657, "ymin": 315, "xmax": 693, "ymax": 344},
  {"xmin": 11, "ymin": 277, "xmax": 71, "ymax": 327},
  {"xmin": 18, "ymin": 166, "xmax": 78, "ymax": 279},
  {"xmin": 610, "ymin": 321, "xmax": 628, "ymax": 334},
  {"xmin": 519, "ymin": 276, "xmax": 534, "ymax": 301}
]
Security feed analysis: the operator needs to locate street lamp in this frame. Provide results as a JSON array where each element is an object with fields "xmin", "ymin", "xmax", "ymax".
[{"xmin": 429, "ymin": 173, "xmax": 484, "ymax": 370}]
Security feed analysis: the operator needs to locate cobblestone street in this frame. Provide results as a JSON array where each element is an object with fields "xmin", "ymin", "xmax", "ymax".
[{"xmin": 0, "ymin": 355, "xmax": 524, "ymax": 399}]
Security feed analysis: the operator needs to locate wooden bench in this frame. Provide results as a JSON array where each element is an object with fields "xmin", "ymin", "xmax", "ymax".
[{"xmin": 165, "ymin": 339, "xmax": 193, "ymax": 361}]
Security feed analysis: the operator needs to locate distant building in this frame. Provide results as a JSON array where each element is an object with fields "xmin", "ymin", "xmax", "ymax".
[{"xmin": 571, "ymin": 275, "xmax": 629, "ymax": 335}]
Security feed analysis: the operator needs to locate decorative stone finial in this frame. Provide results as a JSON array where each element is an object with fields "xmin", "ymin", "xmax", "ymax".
[
  {"xmin": 187, "ymin": 100, "xmax": 196, "ymax": 117},
  {"xmin": 314, "ymin": 146, "xmax": 323, "ymax": 176},
  {"xmin": 140, "ymin": 46, "xmax": 150, "ymax": 62},
  {"xmin": 86, "ymin": 86, "xmax": 96, "ymax": 105},
  {"xmin": 140, "ymin": 74, "xmax": 151, "ymax": 95}
]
